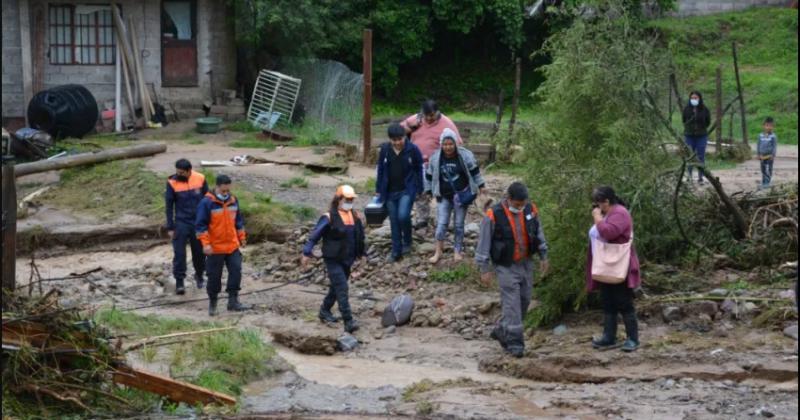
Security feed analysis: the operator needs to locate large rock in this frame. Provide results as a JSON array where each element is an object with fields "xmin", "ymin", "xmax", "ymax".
[
  {"xmin": 465, "ymin": 223, "xmax": 480, "ymax": 235},
  {"xmin": 784, "ymin": 324, "xmax": 799, "ymax": 341},
  {"xmin": 369, "ymin": 225, "xmax": 392, "ymax": 238},
  {"xmin": 662, "ymin": 306, "xmax": 683, "ymax": 322},
  {"xmin": 685, "ymin": 300, "xmax": 718, "ymax": 317}
]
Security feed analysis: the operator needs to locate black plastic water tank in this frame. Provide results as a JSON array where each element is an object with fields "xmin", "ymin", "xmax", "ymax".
[{"xmin": 27, "ymin": 84, "xmax": 99, "ymax": 139}]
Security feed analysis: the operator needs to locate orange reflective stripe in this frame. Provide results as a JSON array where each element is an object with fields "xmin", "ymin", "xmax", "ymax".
[
  {"xmin": 486, "ymin": 208, "xmax": 495, "ymax": 222},
  {"xmin": 169, "ymin": 171, "xmax": 205, "ymax": 193},
  {"xmin": 501, "ymin": 204, "xmax": 522, "ymax": 262}
]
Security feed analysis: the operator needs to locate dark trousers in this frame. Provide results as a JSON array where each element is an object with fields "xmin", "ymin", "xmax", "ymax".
[
  {"xmin": 322, "ymin": 258, "xmax": 353, "ymax": 322},
  {"xmin": 386, "ymin": 191, "xmax": 413, "ymax": 257},
  {"xmin": 600, "ymin": 282, "xmax": 635, "ymax": 316},
  {"xmin": 760, "ymin": 159, "xmax": 774, "ymax": 186},
  {"xmin": 206, "ymin": 249, "xmax": 242, "ymax": 297},
  {"xmin": 685, "ymin": 134, "xmax": 708, "ymax": 180},
  {"xmin": 172, "ymin": 222, "xmax": 205, "ymax": 285}
]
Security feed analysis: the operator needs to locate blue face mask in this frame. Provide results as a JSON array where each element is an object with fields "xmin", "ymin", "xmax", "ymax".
[{"xmin": 216, "ymin": 193, "xmax": 230, "ymax": 202}]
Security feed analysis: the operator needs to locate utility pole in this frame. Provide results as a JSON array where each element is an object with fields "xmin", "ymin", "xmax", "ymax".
[{"xmin": 361, "ymin": 29, "xmax": 373, "ymax": 163}]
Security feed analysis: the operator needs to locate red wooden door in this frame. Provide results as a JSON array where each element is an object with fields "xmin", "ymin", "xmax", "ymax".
[{"xmin": 161, "ymin": 0, "xmax": 197, "ymax": 87}]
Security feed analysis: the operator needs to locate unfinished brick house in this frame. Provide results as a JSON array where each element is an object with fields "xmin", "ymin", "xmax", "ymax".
[{"xmin": 2, "ymin": 0, "xmax": 240, "ymax": 129}]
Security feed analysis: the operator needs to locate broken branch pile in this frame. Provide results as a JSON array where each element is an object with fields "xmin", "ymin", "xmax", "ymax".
[{"xmin": 1, "ymin": 289, "xmax": 235, "ymax": 417}]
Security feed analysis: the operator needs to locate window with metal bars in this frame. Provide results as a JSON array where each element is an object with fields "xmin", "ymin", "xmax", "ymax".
[{"xmin": 48, "ymin": 4, "xmax": 116, "ymax": 65}]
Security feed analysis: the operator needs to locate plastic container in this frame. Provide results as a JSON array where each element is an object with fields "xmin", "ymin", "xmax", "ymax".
[
  {"xmin": 27, "ymin": 84, "xmax": 99, "ymax": 139},
  {"xmin": 196, "ymin": 117, "xmax": 222, "ymax": 134},
  {"xmin": 365, "ymin": 199, "xmax": 388, "ymax": 226}
]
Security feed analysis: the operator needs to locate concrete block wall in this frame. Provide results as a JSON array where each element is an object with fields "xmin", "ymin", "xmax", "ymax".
[
  {"xmin": 673, "ymin": 0, "xmax": 791, "ymax": 16},
  {"xmin": 2, "ymin": 0, "xmax": 25, "ymax": 118},
  {"xmin": 2, "ymin": 0, "xmax": 236, "ymax": 119}
]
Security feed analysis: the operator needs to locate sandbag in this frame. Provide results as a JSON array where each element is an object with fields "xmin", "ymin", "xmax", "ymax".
[{"xmin": 381, "ymin": 294, "xmax": 415, "ymax": 327}]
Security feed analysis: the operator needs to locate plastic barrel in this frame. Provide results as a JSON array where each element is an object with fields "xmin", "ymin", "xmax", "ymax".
[{"xmin": 27, "ymin": 84, "xmax": 99, "ymax": 139}]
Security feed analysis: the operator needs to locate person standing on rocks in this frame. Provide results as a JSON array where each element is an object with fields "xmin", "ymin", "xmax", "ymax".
[
  {"xmin": 426, "ymin": 128, "xmax": 486, "ymax": 263},
  {"xmin": 301, "ymin": 185, "xmax": 366, "ymax": 334},
  {"xmin": 195, "ymin": 175, "xmax": 251, "ymax": 316},
  {"xmin": 682, "ymin": 91, "xmax": 711, "ymax": 185},
  {"xmin": 475, "ymin": 182, "xmax": 548, "ymax": 358},
  {"xmin": 586, "ymin": 186, "xmax": 641, "ymax": 352},
  {"xmin": 165, "ymin": 158, "xmax": 209, "ymax": 295},
  {"xmin": 375, "ymin": 123, "xmax": 424, "ymax": 263},
  {"xmin": 401, "ymin": 99, "xmax": 462, "ymax": 230}
]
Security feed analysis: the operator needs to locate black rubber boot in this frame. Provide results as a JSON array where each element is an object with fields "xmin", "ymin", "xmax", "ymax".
[
  {"xmin": 621, "ymin": 311, "xmax": 640, "ymax": 352},
  {"xmin": 195, "ymin": 273, "xmax": 205, "ymax": 289},
  {"xmin": 592, "ymin": 313, "xmax": 621, "ymax": 350},
  {"xmin": 175, "ymin": 278, "xmax": 185, "ymax": 295},
  {"xmin": 490, "ymin": 326, "xmax": 508, "ymax": 349},
  {"xmin": 319, "ymin": 309, "xmax": 340, "ymax": 323},
  {"xmin": 208, "ymin": 296, "xmax": 218, "ymax": 317},
  {"xmin": 344, "ymin": 319, "xmax": 360, "ymax": 333},
  {"xmin": 227, "ymin": 292, "xmax": 252, "ymax": 312}
]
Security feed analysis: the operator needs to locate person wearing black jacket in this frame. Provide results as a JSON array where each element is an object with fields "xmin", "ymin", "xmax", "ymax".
[{"xmin": 682, "ymin": 91, "xmax": 712, "ymax": 185}]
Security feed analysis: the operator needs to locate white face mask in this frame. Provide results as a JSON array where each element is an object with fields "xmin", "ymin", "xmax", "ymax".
[
  {"xmin": 341, "ymin": 202, "xmax": 354, "ymax": 211},
  {"xmin": 690, "ymin": 99, "xmax": 699, "ymax": 106},
  {"xmin": 508, "ymin": 206, "xmax": 521, "ymax": 214}
]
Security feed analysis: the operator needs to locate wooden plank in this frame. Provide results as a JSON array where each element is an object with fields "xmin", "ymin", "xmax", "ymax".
[
  {"xmin": 112, "ymin": 364, "xmax": 236, "ymax": 406},
  {"xmin": 19, "ymin": 0, "xmax": 33, "ymax": 125},
  {"xmin": 14, "ymin": 143, "xmax": 166, "ymax": 177},
  {"xmin": 2, "ymin": 165, "xmax": 16, "ymax": 300}
]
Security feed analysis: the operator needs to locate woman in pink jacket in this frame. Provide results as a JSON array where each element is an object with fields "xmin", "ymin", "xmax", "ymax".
[{"xmin": 586, "ymin": 186, "xmax": 641, "ymax": 352}]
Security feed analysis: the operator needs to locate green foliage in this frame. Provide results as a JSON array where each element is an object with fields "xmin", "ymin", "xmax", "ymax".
[
  {"xmin": 230, "ymin": 134, "xmax": 277, "ymax": 150},
  {"xmin": 280, "ymin": 177, "xmax": 309, "ymax": 189},
  {"xmin": 522, "ymin": 1, "xmax": 684, "ymax": 326},
  {"xmin": 230, "ymin": 0, "xmax": 528, "ymax": 92},
  {"xmin": 226, "ymin": 120, "xmax": 261, "ymax": 133},
  {"xmin": 650, "ymin": 8, "xmax": 798, "ymax": 144},
  {"xmin": 428, "ymin": 263, "xmax": 476, "ymax": 284},
  {"xmin": 95, "ymin": 308, "xmax": 217, "ymax": 337},
  {"xmin": 40, "ymin": 159, "xmax": 164, "ymax": 222}
]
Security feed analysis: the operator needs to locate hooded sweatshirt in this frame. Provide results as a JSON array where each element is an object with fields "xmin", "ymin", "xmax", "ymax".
[
  {"xmin": 682, "ymin": 93, "xmax": 712, "ymax": 137},
  {"xmin": 425, "ymin": 128, "xmax": 485, "ymax": 198}
]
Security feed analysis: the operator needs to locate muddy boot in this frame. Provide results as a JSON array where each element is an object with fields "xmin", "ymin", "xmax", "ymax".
[
  {"xmin": 175, "ymin": 278, "xmax": 185, "ymax": 295},
  {"xmin": 621, "ymin": 312, "xmax": 639, "ymax": 352},
  {"xmin": 592, "ymin": 313, "xmax": 621, "ymax": 350},
  {"xmin": 227, "ymin": 292, "xmax": 252, "ymax": 312},
  {"xmin": 195, "ymin": 273, "xmax": 205, "ymax": 289},
  {"xmin": 208, "ymin": 296, "xmax": 218, "ymax": 317},
  {"xmin": 344, "ymin": 319, "xmax": 360, "ymax": 333},
  {"xmin": 490, "ymin": 326, "xmax": 507, "ymax": 349},
  {"xmin": 319, "ymin": 309, "xmax": 340, "ymax": 323}
]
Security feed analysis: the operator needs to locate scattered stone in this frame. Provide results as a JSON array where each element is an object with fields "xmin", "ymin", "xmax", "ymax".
[
  {"xmin": 553, "ymin": 324, "xmax": 568, "ymax": 336},
  {"xmin": 417, "ymin": 242, "xmax": 436, "ymax": 254},
  {"xmin": 720, "ymin": 299, "xmax": 737, "ymax": 313},
  {"xmin": 779, "ymin": 289, "xmax": 796, "ymax": 300},
  {"xmin": 708, "ymin": 288, "xmax": 729, "ymax": 297},
  {"xmin": 337, "ymin": 333, "xmax": 359, "ymax": 352},
  {"xmin": 686, "ymin": 300, "xmax": 718, "ymax": 317},
  {"xmin": 662, "ymin": 306, "xmax": 683, "ymax": 322},
  {"xmin": 755, "ymin": 407, "xmax": 775, "ymax": 418},
  {"xmin": 465, "ymin": 223, "xmax": 480, "ymax": 235},
  {"xmin": 740, "ymin": 302, "xmax": 758, "ymax": 315},
  {"xmin": 369, "ymin": 225, "xmax": 391, "ymax": 238},
  {"xmin": 384, "ymin": 325, "xmax": 397, "ymax": 335},
  {"xmin": 663, "ymin": 379, "xmax": 676, "ymax": 389},
  {"xmin": 710, "ymin": 348, "xmax": 725, "ymax": 356},
  {"xmin": 783, "ymin": 324, "xmax": 799, "ymax": 341}
]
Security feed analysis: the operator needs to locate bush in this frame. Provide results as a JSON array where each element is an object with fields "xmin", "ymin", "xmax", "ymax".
[{"xmin": 521, "ymin": 1, "xmax": 687, "ymax": 326}]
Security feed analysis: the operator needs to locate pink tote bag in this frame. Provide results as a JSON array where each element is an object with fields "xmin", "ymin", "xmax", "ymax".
[{"xmin": 591, "ymin": 233, "xmax": 632, "ymax": 284}]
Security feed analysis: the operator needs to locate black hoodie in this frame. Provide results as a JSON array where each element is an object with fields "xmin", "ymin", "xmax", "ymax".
[{"xmin": 682, "ymin": 92, "xmax": 712, "ymax": 137}]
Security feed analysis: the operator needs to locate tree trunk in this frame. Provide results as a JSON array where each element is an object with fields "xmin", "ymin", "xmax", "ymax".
[{"xmin": 14, "ymin": 143, "xmax": 166, "ymax": 177}]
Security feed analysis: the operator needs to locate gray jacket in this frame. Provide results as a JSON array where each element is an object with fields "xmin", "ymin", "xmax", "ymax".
[
  {"xmin": 474, "ymin": 200, "xmax": 549, "ymax": 273},
  {"xmin": 425, "ymin": 146, "xmax": 485, "ymax": 198},
  {"xmin": 757, "ymin": 132, "xmax": 778, "ymax": 157}
]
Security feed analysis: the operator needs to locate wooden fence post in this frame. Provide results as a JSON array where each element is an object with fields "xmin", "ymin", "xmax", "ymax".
[
  {"xmin": 2, "ymin": 165, "xmax": 17, "ymax": 306},
  {"xmin": 732, "ymin": 42, "xmax": 748, "ymax": 145},
  {"xmin": 361, "ymin": 29, "xmax": 373, "ymax": 163},
  {"xmin": 715, "ymin": 65, "xmax": 723, "ymax": 153}
]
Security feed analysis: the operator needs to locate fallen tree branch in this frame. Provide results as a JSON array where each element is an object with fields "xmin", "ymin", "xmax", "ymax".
[
  {"xmin": 653, "ymin": 296, "xmax": 792, "ymax": 303},
  {"xmin": 673, "ymin": 159, "xmax": 713, "ymax": 254},
  {"xmin": 125, "ymin": 326, "xmax": 235, "ymax": 352}
]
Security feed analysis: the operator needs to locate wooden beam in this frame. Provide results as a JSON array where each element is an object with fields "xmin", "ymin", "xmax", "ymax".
[
  {"xmin": 715, "ymin": 66, "xmax": 723, "ymax": 154},
  {"xmin": 14, "ymin": 143, "xmax": 167, "ymax": 177},
  {"xmin": 361, "ymin": 29, "xmax": 373, "ymax": 163},
  {"xmin": 732, "ymin": 42, "xmax": 748, "ymax": 145},
  {"xmin": 19, "ymin": 0, "xmax": 33, "ymax": 125},
  {"xmin": 1, "ymin": 165, "xmax": 17, "ymax": 304},
  {"xmin": 112, "ymin": 364, "xmax": 236, "ymax": 406}
]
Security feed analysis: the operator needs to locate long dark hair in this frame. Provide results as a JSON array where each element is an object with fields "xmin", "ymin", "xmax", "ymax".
[
  {"xmin": 592, "ymin": 186, "xmax": 627, "ymax": 207},
  {"xmin": 329, "ymin": 194, "xmax": 343, "ymax": 212}
]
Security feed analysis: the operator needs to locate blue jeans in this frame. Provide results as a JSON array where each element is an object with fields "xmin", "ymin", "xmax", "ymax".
[
  {"xmin": 685, "ymin": 134, "xmax": 708, "ymax": 180},
  {"xmin": 760, "ymin": 159, "xmax": 774, "ymax": 187},
  {"xmin": 386, "ymin": 191, "xmax": 413, "ymax": 257},
  {"xmin": 172, "ymin": 222, "xmax": 205, "ymax": 287},
  {"xmin": 435, "ymin": 197, "xmax": 467, "ymax": 252},
  {"xmin": 322, "ymin": 259, "xmax": 353, "ymax": 322},
  {"xmin": 206, "ymin": 249, "xmax": 242, "ymax": 297}
]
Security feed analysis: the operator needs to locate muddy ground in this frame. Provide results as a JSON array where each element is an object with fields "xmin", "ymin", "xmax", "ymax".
[{"xmin": 11, "ymin": 122, "xmax": 800, "ymax": 419}]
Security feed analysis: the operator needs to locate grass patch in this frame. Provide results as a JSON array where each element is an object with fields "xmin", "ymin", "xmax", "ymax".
[
  {"xmin": 230, "ymin": 134, "xmax": 276, "ymax": 150},
  {"xmin": 39, "ymin": 159, "xmax": 164, "ymax": 222},
  {"xmin": 226, "ymin": 120, "xmax": 261, "ymax": 133},
  {"xmin": 356, "ymin": 177, "xmax": 377, "ymax": 195},
  {"xmin": 95, "ymin": 309, "xmax": 276, "ymax": 400},
  {"xmin": 703, "ymin": 156, "xmax": 739, "ymax": 171},
  {"xmin": 287, "ymin": 123, "xmax": 338, "ymax": 147},
  {"xmin": 651, "ymin": 8, "xmax": 798, "ymax": 144},
  {"xmin": 279, "ymin": 177, "xmax": 309, "ymax": 189},
  {"xmin": 428, "ymin": 263, "xmax": 476, "ymax": 284}
]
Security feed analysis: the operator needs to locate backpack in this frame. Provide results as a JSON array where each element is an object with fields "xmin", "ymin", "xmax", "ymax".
[{"xmin": 381, "ymin": 294, "xmax": 415, "ymax": 327}]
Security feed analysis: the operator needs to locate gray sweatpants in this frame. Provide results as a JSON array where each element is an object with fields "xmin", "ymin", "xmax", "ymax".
[{"xmin": 496, "ymin": 259, "xmax": 534, "ymax": 352}]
